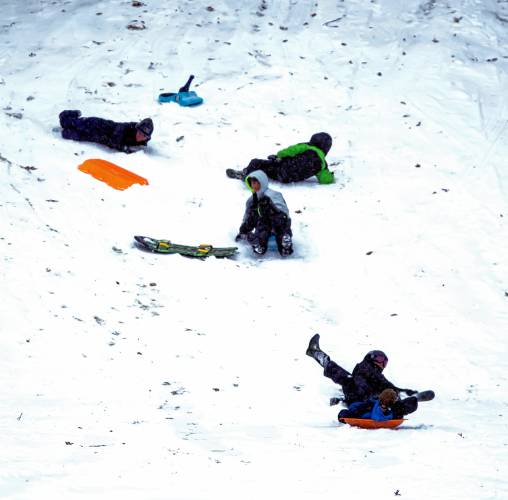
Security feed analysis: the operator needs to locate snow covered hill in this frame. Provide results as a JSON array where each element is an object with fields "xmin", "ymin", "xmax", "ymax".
[{"xmin": 1, "ymin": 1, "xmax": 507, "ymax": 498}]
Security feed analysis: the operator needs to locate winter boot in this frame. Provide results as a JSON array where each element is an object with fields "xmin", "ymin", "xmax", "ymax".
[
  {"xmin": 252, "ymin": 242, "xmax": 267, "ymax": 255},
  {"xmin": 306, "ymin": 333, "xmax": 321, "ymax": 356},
  {"xmin": 280, "ymin": 233, "xmax": 293, "ymax": 256},
  {"xmin": 306, "ymin": 334, "xmax": 330, "ymax": 368},
  {"xmin": 226, "ymin": 168, "xmax": 245, "ymax": 180},
  {"xmin": 329, "ymin": 397, "xmax": 343, "ymax": 406},
  {"xmin": 415, "ymin": 390, "xmax": 435, "ymax": 402}
]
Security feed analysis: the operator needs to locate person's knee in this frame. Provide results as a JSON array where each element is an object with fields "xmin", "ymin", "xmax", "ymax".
[
  {"xmin": 247, "ymin": 159, "xmax": 262, "ymax": 170},
  {"xmin": 393, "ymin": 396, "xmax": 418, "ymax": 418},
  {"xmin": 405, "ymin": 396, "xmax": 418, "ymax": 414}
]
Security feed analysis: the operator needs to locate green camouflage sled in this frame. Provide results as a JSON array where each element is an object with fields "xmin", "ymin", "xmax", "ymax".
[{"xmin": 134, "ymin": 236, "xmax": 238, "ymax": 258}]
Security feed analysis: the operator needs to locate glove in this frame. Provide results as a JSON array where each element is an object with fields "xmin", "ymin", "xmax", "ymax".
[
  {"xmin": 258, "ymin": 196, "xmax": 273, "ymax": 212},
  {"xmin": 259, "ymin": 196, "xmax": 282, "ymax": 219},
  {"xmin": 239, "ymin": 222, "xmax": 252, "ymax": 235},
  {"xmin": 403, "ymin": 389, "xmax": 417, "ymax": 396},
  {"xmin": 236, "ymin": 232, "xmax": 256, "ymax": 243},
  {"xmin": 123, "ymin": 145, "xmax": 143, "ymax": 154}
]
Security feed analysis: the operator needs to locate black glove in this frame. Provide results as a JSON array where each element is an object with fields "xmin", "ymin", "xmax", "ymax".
[
  {"xmin": 257, "ymin": 195, "xmax": 271, "ymax": 211},
  {"xmin": 239, "ymin": 222, "xmax": 252, "ymax": 235},
  {"xmin": 259, "ymin": 196, "xmax": 281, "ymax": 219},
  {"xmin": 236, "ymin": 231, "xmax": 256, "ymax": 243},
  {"xmin": 124, "ymin": 145, "xmax": 143, "ymax": 154}
]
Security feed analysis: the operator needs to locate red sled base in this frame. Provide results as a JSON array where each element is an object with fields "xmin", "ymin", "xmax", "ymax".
[{"xmin": 339, "ymin": 418, "xmax": 405, "ymax": 429}]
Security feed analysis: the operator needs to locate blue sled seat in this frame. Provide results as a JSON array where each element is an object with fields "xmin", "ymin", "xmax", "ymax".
[
  {"xmin": 267, "ymin": 234, "xmax": 278, "ymax": 251},
  {"xmin": 158, "ymin": 91, "xmax": 203, "ymax": 106}
]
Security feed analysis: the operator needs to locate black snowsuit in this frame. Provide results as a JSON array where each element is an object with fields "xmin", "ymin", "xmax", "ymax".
[
  {"xmin": 238, "ymin": 170, "xmax": 292, "ymax": 254},
  {"xmin": 59, "ymin": 110, "xmax": 151, "ymax": 153},
  {"xmin": 325, "ymin": 354, "xmax": 418, "ymax": 416},
  {"xmin": 242, "ymin": 132, "xmax": 333, "ymax": 183}
]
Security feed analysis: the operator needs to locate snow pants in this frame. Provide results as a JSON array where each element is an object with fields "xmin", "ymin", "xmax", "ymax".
[
  {"xmin": 253, "ymin": 211, "xmax": 292, "ymax": 254},
  {"xmin": 243, "ymin": 159, "xmax": 294, "ymax": 184}
]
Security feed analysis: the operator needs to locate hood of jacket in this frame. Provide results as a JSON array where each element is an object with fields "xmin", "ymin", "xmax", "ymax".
[
  {"xmin": 245, "ymin": 170, "xmax": 269, "ymax": 196},
  {"xmin": 309, "ymin": 132, "xmax": 332, "ymax": 155}
]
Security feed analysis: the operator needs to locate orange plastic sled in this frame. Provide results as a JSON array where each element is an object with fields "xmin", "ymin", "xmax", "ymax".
[
  {"xmin": 340, "ymin": 418, "xmax": 405, "ymax": 429},
  {"xmin": 78, "ymin": 158, "xmax": 149, "ymax": 191}
]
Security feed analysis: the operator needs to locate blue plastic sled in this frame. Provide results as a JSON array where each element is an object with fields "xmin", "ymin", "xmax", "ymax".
[
  {"xmin": 267, "ymin": 234, "xmax": 278, "ymax": 251},
  {"xmin": 158, "ymin": 91, "xmax": 203, "ymax": 106},
  {"xmin": 159, "ymin": 75, "xmax": 203, "ymax": 106}
]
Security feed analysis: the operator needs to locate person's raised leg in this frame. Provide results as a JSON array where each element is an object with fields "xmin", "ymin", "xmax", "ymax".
[{"xmin": 306, "ymin": 334, "xmax": 353, "ymax": 385}]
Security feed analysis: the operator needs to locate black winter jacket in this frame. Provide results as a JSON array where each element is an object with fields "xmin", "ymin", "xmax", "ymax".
[
  {"xmin": 59, "ymin": 110, "xmax": 150, "ymax": 152},
  {"xmin": 244, "ymin": 132, "xmax": 333, "ymax": 183},
  {"xmin": 344, "ymin": 355, "xmax": 399, "ymax": 403}
]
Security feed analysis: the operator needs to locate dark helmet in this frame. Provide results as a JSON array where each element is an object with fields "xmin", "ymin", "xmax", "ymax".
[
  {"xmin": 309, "ymin": 132, "xmax": 332, "ymax": 155},
  {"xmin": 367, "ymin": 350, "xmax": 388, "ymax": 369}
]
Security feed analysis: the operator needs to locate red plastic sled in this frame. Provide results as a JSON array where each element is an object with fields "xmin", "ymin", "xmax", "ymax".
[
  {"xmin": 78, "ymin": 158, "xmax": 149, "ymax": 191},
  {"xmin": 339, "ymin": 418, "xmax": 405, "ymax": 429}
]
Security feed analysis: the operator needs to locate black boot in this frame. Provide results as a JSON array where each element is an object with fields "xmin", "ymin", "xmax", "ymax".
[
  {"xmin": 279, "ymin": 233, "xmax": 293, "ymax": 256},
  {"xmin": 415, "ymin": 390, "xmax": 435, "ymax": 402},
  {"xmin": 306, "ymin": 334, "xmax": 330, "ymax": 368},
  {"xmin": 306, "ymin": 333, "xmax": 321, "ymax": 356},
  {"xmin": 226, "ymin": 168, "xmax": 245, "ymax": 180}
]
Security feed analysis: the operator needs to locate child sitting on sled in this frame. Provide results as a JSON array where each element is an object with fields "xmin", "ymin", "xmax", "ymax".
[
  {"xmin": 306, "ymin": 334, "xmax": 434, "ymax": 420},
  {"xmin": 338, "ymin": 389, "xmax": 402, "ymax": 422},
  {"xmin": 235, "ymin": 170, "xmax": 293, "ymax": 256}
]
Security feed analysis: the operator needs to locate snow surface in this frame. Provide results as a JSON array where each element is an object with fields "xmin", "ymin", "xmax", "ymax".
[{"xmin": 1, "ymin": 0, "xmax": 508, "ymax": 498}]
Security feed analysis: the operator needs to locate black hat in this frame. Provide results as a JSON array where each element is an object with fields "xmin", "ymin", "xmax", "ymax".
[
  {"xmin": 309, "ymin": 132, "xmax": 332, "ymax": 155},
  {"xmin": 136, "ymin": 118, "xmax": 153, "ymax": 137}
]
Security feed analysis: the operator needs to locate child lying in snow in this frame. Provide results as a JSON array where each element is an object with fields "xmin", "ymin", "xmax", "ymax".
[
  {"xmin": 227, "ymin": 132, "xmax": 334, "ymax": 184},
  {"xmin": 59, "ymin": 110, "xmax": 153, "ymax": 153}
]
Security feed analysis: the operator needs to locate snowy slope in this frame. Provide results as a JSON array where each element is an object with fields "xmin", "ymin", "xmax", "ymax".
[{"xmin": 1, "ymin": 0, "xmax": 507, "ymax": 498}]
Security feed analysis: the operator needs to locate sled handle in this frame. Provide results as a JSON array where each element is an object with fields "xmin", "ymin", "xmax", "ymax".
[{"xmin": 179, "ymin": 75, "xmax": 195, "ymax": 93}]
